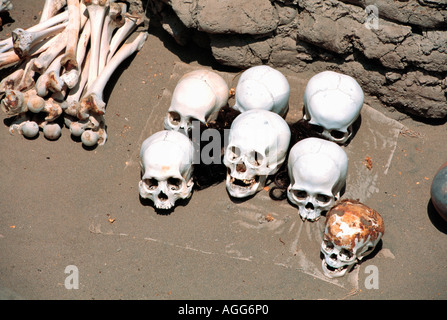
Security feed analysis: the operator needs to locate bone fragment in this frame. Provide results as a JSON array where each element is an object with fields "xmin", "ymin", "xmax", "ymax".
[
  {"xmin": 0, "ymin": 0, "xmax": 12, "ymax": 12},
  {"xmin": 15, "ymin": 58, "xmax": 37, "ymax": 92},
  {"xmin": 0, "ymin": 68, "xmax": 24, "ymax": 94},
  {"xmin": 0, "ymin": 89, "xmax": 46, "ymax": 116}
]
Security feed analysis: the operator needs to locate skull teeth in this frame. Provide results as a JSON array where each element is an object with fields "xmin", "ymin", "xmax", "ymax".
[{"xmin": 229, "ymin": 176, "xmax": 258, "ymax": 188}]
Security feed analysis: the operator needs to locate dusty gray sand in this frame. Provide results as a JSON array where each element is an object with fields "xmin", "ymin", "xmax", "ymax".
[{"xmin": 0, "ymin": 1, "xmax": 446, "ymax": 300}]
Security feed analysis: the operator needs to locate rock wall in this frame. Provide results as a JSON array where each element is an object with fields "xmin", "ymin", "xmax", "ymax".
[{"xmin": 146, "ymin": 0, "xmax": 447, "ymax": 120}]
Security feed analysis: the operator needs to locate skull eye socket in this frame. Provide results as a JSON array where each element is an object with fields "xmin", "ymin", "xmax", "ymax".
[
  {"xmin": 227, "ymin": 146, "xmax": 241, "ymax": 162},
  {"xmin": 316, "ymin": 194, "xmax": 332, "ymax": 204},
  {"xmin": 248, "ymin": 151, "xmax": 264, "ymax": 167},
  {"xmin": 323, "ymin": 239, "xmax": 334, "ymax": 252},
  {"xmin": 168, "ymin": 111, "xmax": 181, "ymax": 126},
  {"xmin": 144, "ymin": 178, "xmax": 159, "ymax": 191},
  {"xmin": 167, "ymin": 177, "xmax": 182, "ymax": 191},
  {"xmin": 292, "ymin": 190, "xmax": 308, "ymax": 200},
  {"xmin": 309, "ymin": 123, "xmax": 324, "ymax": 134},
  {"xmin": 329, "ymin": 130, "xmax": 346, "ymax": 141},
  {"xmin": 339, "ymin": 248, "xmax": 354, "ymax": 260}
]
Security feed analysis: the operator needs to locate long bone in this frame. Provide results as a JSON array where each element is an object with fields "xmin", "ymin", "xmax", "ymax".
[
  {"xmin": 40, "ymin": 0, "xmax": 67, "ymax": 23},
  {"xmin": 106, "ymin": 13, "xmax": 143, "ymax": 64},
  {"xmin": 0, "ymin": 23, "xmax": 68, "ymax": 70},
  {"xmin": 12, "ymin": 22, "xmax": 68, "ymax": 58},
  {"xmin": 98, "ymin": 2, "xmax": 127, "ymax": 74},
  {"xmin": 32, "ymin": 29, "xmax": 68, "ymax": 74},
  {"xmin": 63, "ymin": 51, "xmax": 91, "ymax": 117},
  {"xmin": 35, "ymin": 54, "xmax": 64, "ymax": 97},
  {"xmin": 78, "ymin": 31, "xmax": 148, "ymax": 120},
  {"xmin": 84, "ymin": 0, "xmax": 110, "ymax": 89},
  {"xmin": 60, "ymin": 0, "xmax": 81, "ymax": 72},
  {"xmin": 0, "ymin": 10, "xmax": 69, "ymax": 54},
  {"xmin": 60, "ymin": 15, "xmax": 91, "ymax": 88}
]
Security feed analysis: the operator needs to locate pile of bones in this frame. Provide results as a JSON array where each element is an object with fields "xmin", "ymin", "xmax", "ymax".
[
  {"xmin": 0, "ymin": 0, "xmax": 147, "ymax": 147},
  {"xmin": 139, "ymin": 66, "xmax": 385, "ymax": 279},
  {"xmin": 0, "ymin": 1, "xmax": 386, "ymax": 279}
]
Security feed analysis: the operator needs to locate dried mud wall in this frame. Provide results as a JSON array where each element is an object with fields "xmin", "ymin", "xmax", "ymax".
[{"xmin": 146, "ymin": 0, "xmax": 447, "ymax": 120}]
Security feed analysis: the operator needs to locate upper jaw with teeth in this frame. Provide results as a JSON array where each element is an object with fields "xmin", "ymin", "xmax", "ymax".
[
  {"xmin": 321, "ymin": 259, "xmax": 351, "ymax": 278},
  {"xmin": 226, "ymin": 172, "xmax": 260, "ymax": 197}
]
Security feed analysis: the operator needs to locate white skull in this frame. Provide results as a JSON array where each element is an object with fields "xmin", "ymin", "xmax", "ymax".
[
  {"xmin": 287, "ymin": 137, "xmax": 348, "ymax": 221},
  {"xmin": 303, "ymin": 70, "xmax": 364, "ymax": 144},
  {"xmin": 233, "ymin": 65, "xmax": 290, "ymax": 117},
  {"xmin": 164, "ymin": 69, "xmax": 229, "ymax": 133},
  {"xmin": 321, "ymin": 199, "xmax": 385, "ymax": 278},
  {"xmin": 139, "ymin": 130, "xmax": 195, "ymax": 210},
  {"xmin": 223, "ymin": 109, "xmax": 291, "ymax": 198}
]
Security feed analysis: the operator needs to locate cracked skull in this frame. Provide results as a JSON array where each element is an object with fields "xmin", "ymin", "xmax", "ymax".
[
  {"xmin": 303, "ymin": 70, "xmax": 364, "ymax": 144},
  {"xmin": 232, "ymin": 65, "xmax": 290, "ymax": 117},
  {"xmin": 164, "ymin": 69, "xmax": 229, "ymax": 134},
  {"xmin": 321, "ymin": 199, "xmax": 385, "ymax": 278},
  {"xmin": 287, "ymin": 137, "xmax": 348, "ymax": 221},
  {"xmin": 223, "ymin": 109, "xmax": 291, "ymax": 198},
  {"xmin": 139, "ymin": 130, "xmax": 195, "ymax": 210}
]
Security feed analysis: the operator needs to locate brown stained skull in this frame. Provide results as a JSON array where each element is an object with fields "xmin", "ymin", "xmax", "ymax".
[{"xmin": 321, "ymin": 199, "xmax": 384, "ymax": 278}]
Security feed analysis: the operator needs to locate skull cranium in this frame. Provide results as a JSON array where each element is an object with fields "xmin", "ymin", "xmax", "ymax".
[
  {"xmin": 223, "ymin": 109, "xmax": 291, "ymax": 198},
  {"xmin": 303, "ymin": 70, "xmax": 364, "ymax": 145},
  {"xmin": 320, "ymin": 199, "xmax": 385, "ymax": 278},
  {"xmin": 139, "ymin": 130, "xmax": 195, "ymax": 210},
  {"xmin": 232, "ymin": 65, "xmax": 290, "ymax": 117},
  {"xmin": 164, "ymin": 69, "xmax": 229, "ymax": 134},
  {"xmin": 287, "ymin": 137, "xmax": 348, "ymax": 221}
]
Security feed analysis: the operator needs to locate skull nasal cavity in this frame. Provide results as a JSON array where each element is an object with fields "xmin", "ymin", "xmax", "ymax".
[
  {"xmin": 305, "ymin": 202, "xmax": 314, "ymax": 210},
  {"xmin": 236, "ymin": 162, "xmax": 246, "ymax": 173},
  {"xmin": 158, "ymin": 191, "xmax": 168, "ymax": 201}
]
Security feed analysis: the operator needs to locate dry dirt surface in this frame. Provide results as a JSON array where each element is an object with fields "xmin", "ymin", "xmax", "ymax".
[{"xmin": 0, "ymin": 1, "xmax": 446, "ymax": 300}]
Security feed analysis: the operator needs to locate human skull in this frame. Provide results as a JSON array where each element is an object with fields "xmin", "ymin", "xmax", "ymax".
[
  {"xmin": 287, "ymin": 137, "xmax": 348, "ymax": 221},
  {"xmin": 164, "ymin": 69, "xmax": 229, "ymax": 134},
  {"xmin": 223, "ymin": 109, "xmax": 291, "ymax": 198},
  {"xmin": 139, "ymin": 130, "xmax": 195, "ymax": 210},
  {"xmin": 232, "ymin": 65, "xmax": 290, "ymax": 117},
  {"xmin": 303, "ymin": 70, "xmax": 364, "ymax": 144},
  {"xmin": 320, "ymin": 199, "xmax": 385, "ymax": 278}
]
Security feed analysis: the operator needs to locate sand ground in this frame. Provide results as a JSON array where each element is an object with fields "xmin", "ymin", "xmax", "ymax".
[{"xmin": 0, "ymin": 1, "xmax": 446, "ymax": 300}]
